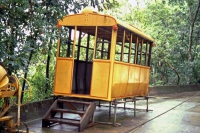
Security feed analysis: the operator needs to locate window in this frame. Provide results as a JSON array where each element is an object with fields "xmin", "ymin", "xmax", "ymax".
[
  {"xmin": 130, "ymin": 42, "xmax": 135, "ymax": 64},
  {"xmin": 94, "ymin": 26, "xmax": 111, "ymax": 60},
  {"xmin": 124, "ymin": 42, "xmax": 129, "ymax": 62},
  {"xmin": 59, "ymin": 27, "xmax": 75, "ymax": 58},
  {"xmin": 73, "ymin": 26, "xmax": 96, "ymax": 62},
  {"xmin": 147, "ymin": 42, "xmax": 152, "ymax": 66},
  {"xmin": 115, "ymin": 29, "xmax": 133, "ymax": 63},
  {"xmin": 141, "ymin": 41, "xmax": 147, "ymax": 66}
]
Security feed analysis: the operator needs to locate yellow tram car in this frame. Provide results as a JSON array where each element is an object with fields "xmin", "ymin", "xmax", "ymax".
[
  {"xmin": 53, "ymin": 7, "xmax": 154, "ymax": 101},
  {"xmin": 42, "ymin": 7, "xmax": 154, "ymax": 131}
]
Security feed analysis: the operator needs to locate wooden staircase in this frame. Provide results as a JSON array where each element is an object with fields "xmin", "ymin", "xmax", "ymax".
[{"xmin": 42, "ymin": 99, "xmax": 96, "ymax": 132}]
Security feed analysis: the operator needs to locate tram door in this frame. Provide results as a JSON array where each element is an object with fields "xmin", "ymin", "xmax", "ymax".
[
  {"xmin": 71, "ymin": 26, "xmax": 111, "ymax": 96},
  {"xmin": 55, "ymin": 27, "xmax": 89, "ymax": 95},
  {"xmin": 71, "ymin": 26, "xmax": 95, "ymax": 95}
]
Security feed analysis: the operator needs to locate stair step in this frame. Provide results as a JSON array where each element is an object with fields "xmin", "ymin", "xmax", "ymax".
[
  {"xmin": 44, "ymin": 118, "xmax": 80, "ymax": 126},
  {"xmin": 51, "ymin": 108, "xmax": 85, "ymax": 115},
  {"xmin": 42, "ymin": 99, "xmax": 96, "ymax": 132},
  {"xmin": 57, "ymin": 99, "xmax": 92, "ymax": 105}
]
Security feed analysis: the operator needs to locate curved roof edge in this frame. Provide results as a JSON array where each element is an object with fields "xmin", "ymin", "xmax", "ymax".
[
  {"xmin": 116, "ymin": 19, "xmax": 154, "ymax": 42},
  {"xmin": 57, "ymin": 7, "xmax": 154, "ymax": 42}
]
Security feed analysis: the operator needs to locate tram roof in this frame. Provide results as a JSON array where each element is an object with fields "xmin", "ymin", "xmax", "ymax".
[{"xmin": 57, "ymin": 7, "xmax": 154, "ymax": 43}]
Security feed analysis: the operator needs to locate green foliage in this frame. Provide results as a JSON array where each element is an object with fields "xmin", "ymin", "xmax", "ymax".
[
  {"xmin": 135, "ymin": 0, "xmax": 200, "ymax": 85},
  {"xmin": 106, "ymin": 0, "xmax": 200, "ymax": 85},
  {"xmin": 29, "ymin": 64, "xmax": 53, "ymax": 101},
  {"xmin": 0, "ymin": 0, "xmax": 118, "ymax": 101}
]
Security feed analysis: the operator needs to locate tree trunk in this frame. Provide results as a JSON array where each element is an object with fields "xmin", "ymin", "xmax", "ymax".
[
  {"xmin": 187, "ymin": 0, "xmax": 200, "ymax": 84},
  {"xmin": 21, "ymin": 0, "xmax": 34, "ymax": 102},
  {"xmin": 21, "ymin": 51, "xmax": 33, "ymax": 103},
  {"xmin": 45, "ymin": 45, "xmax": 51, "ymax": 93}
]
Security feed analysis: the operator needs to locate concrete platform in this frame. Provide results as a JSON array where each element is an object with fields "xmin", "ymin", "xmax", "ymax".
[{"xmin": 21, "ymin": 91, "xmax": 200, "ymax": 133}]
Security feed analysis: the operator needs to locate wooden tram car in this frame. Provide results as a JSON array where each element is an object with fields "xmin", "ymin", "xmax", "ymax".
[
  {"xmin": 54, "ymin": 7, "xmax": 154, "ymax": 100},
  {"xmin": 43, "ymin": 7, "xmax": 154, "ymax": 131}
]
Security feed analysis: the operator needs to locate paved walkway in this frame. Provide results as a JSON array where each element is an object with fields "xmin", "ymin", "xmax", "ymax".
[{"xmin": 22, "ymin": 91, "xmax": 200, "ymax": 133}]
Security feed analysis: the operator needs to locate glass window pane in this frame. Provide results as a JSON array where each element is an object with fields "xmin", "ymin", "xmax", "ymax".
[
  {"xmin": 79, "ymin": 47, "xmax": 86, "ymax": 61},
  {"xmin": 94, "ymin": 26, "xmax": 112, "ymax": 60},
  {"xmin": 59, "ymin": 27, "xmax": 74, "ymax": 58},
  {"xmin": 115, "ymin": 44, "xmax": 122, "ymax": 61},
  {"xmin": 130, "ymin": 43, "xmax": 135, "ymax": 64}
]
